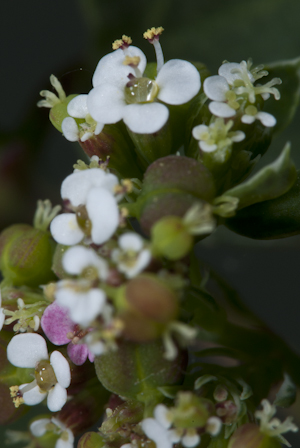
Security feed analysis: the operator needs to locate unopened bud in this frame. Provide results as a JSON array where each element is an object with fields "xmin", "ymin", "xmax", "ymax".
[{"xmin": 151, "ymin": 216, "xmax": 193, "ymax": 260}]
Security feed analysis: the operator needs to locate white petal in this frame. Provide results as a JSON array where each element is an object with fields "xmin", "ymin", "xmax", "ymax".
[
  {"xmin": 241, "ymin": 114, "xmax": 255, "ymax": 124},
  {"xmin": 169, "ymin": 429, "xmax": 181, "ymax": 443},
  {"xmin": 92, "ymin": 47, "xmax": 147, "ymax": 88},
  {"xmin": 50, "ymin": 214, "xmax": 84, "ymax": 246},
  {"xmin": 61, "ymin": 168, "xmax": 118, "ymax": 206},
  {"xmin": 62, "ymin": 118, "xmax": 79, "ymax": 142},
  {"xmin": 192, "ymin": 124, "xmax": 209, "ymax": 140},
  {"xmin": 209, "ymin": 101, "xmax": 236, "ymax": 118},
  {"xmin": 86, "ymin": 188, "xmax": 119, "ymax": 244},
  {"xmin": 203, "ymin": 76, "xmax": 229, "ymax": 101},
  {"xmin": 47, "ymin": 383, "xmax": 67, "ymax": 412},
  {"xmin": 63, "ymin": 246, "xmax": 108, "ymax": 280},
  {"xmin": 182, "ymin": 433, "xmax": 200, "ymax": 448},
  {"xmin": 218, "ymin": 62, "xmax": 244, "ymax": 85},
  {"xmin": 67, "ymin": 94, "xmax": 88, "ymax": 118},
  {"xmin": 50, "ymin": 351, "xmax": 71, "ymax": 388},
  {"xmin": 124, "ymin": 250, "xmax": 151, "ymax": 278},
  {"xmin": 20, "ymin": 383, "xmax": 47, "ymax": 406},
  {"xmin": 199, "ymin": 141, "xmax": 217, "ymax": 153},
  {"xmin": 87, "ymin": 84, "xmax": 126, "ymax": 124},
  {"xmin": 157, "ymin": 59, "xmax": 200, "ymax": 105},
  {"xmin": 7, "ymin": 334, "xmax": 48, "ymax": 368},
  {"xmin": 55, "ymin": 287, "xmax": 78, "ymax": 309},
  {"xmin": 95, "ymin": 122, "xmax": 104, "ymax": 135},
  {"xmin": 70, "ymin": 289, "xmax": 106, "ymax": 327},
  {"xmin": 231, "ymin": 131, "xmax": 245, "ymax": 142},
  {"xmin": 0, "ymin": 308, "xmax": 5, "ymax": 330},
  {"xmin": 80, "ymin": 132, "xmax": 93, "ymax": 142},
  {"xmin": 119, "ymin": 232, "xmax": 143, "ymax": 251},
  {"xmin": 30, "ymin": 418, "xmax": 51, "ymax": 437},
  {"xmin": 256, "ymin": 111, "xmax": 276, "ymax": 127},
  {"xmin": 154, "ymin": 404, "xmax": 172, "ymax": 429},
  {"xmin": 124, "ymin": 103, "xmax": 169, "ymax": 134},
  {"xmin": 142, "ymin": 418, "xmax": 172, "ymax": 448},
  {"xmin": 56, "ymin": 430, "xmax": 74, "ymax": 448}
]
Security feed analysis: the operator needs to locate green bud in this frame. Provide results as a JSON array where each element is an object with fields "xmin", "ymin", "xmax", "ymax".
[
  {"xmin": 135, "ymin": 155, "xmax": 215, "ymax": 235},
  {"xmin": 172, "ymin": 391, "xmax": 211, "ymax": 428},
  {"xmin": 228, "ymin": 424, "xmax": 281, "ymax": 448},
  {"xmin": 151, "ymin": 216, "xmax": 193, "ymax": 260},
  {"xmin": 100, "ymin": 400, "xmax": 144, "ymax": 440},
  {"xmin": 49, "ymin": 94, "xmax": 78, "ymax": 132},
  {"xmin": 0, "ymin": 224, "xmax": 56, "ymax": 287},
  {"xmin": 94, "ymin": 339, "xmax": 187, "ymax": 402},
  {"xmin": 77, "ymin": 432, "xmax": 105, "ymax": 448},
  {"xmin": 116, "ymin": 274, "xmax": 179, "ymax": 341}
]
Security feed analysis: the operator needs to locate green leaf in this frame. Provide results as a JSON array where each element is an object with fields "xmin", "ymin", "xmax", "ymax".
[
  {"xmin": 224, "ymin": 169, "xmax": 300, "ymax": 239},
  {"xmin": 274, "ymin": 373, "xmax": 296, "ymax": 407},
  {"xmin": 220, "ymin": 142, "xmax": 296, "ymax": 210},
  {"xmin": 264, "ymin": 56, "xmax": 300, "ymax": 133}
]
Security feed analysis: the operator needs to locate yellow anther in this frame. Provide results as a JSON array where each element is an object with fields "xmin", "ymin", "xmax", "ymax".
[
  {"xmin": 123, "ymin": 55, "xmax": 141, "ymax": 67},
  {"xmin": 13, "ymin": 396, "xmax": 25, "ymax": 408},
  {"xmin": 143, "ymin": 27, "xmax": 164, "ymax": 41},
  {"xmin": 112, "ymin": 35, "xmax": 132, "ymax": 50},
  {"xmin": 9, "ymin": 386, "xmax": 19, "ymax": 397},
  {"xmin": 245, "ymin": 105, "xmax": 258, "ymax": 116},
  {"xmin": 122, "ymin": 179, "xmax": 133, "ymax": 193},
  {"xmin": 120, "ymin": 207, "xmax": 129, "ymax": 218}
]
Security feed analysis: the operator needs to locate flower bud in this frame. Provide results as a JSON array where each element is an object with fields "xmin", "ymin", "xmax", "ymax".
[
  {"xmin": 94, "ymin": 339, "xmax": 187, "ymax": 401},
  {"xmin": 228, "ymin": 424, "xmax": 281, "ymax": 448},
  {"xmin": 0, "ymin": 224, "xmax": 56, "ymax": 286},
  {"xmin": 78, "ymin": 432, "xmax": 105, "ymax": 448},
  {"xmin": 135, "ymin": 155, "xmax": 216, "ymax": 235},
  {"xmin": 49, "ymin": 93, "xmax": 78, "ymax": 132},
  {"xmin": 116, "ymin": 274, "xmax": 178, "ymax": 341},
  {"xmin": 151, "ymin": 216, "xmax": 193, "ymax": 260},
  {"xmin": 172, "ymin": 391, "xmax": 211, "ymax": 428}
]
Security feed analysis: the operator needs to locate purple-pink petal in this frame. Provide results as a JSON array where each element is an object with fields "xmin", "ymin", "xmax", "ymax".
[
  {"xmin": 41, "ymin": 302, "xmax": 74, "ymax": 345},
  {"xmin": 67, "ymin": 342, "xmax": 89, "ymax": 366}
]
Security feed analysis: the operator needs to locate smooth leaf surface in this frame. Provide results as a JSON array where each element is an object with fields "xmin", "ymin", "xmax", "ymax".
[{"xmin": 221, "ymin": 142, "xmax": 296, "ymax": 210}]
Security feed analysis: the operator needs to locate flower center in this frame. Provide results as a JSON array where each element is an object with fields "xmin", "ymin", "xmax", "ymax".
[
  {"xmin": 35, "ymin": 360, "xmax": 57, "ymax": 392},
  {"xmin": 76, "ymin": 205, "xmax": 92, "ymax": 235},
  {"xmin": 124, "ymin": 77, "xmax": 158, "ymax": 104}
]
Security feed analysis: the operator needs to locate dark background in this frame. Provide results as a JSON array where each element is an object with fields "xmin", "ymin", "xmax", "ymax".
[{"xmin": 1, "ymin": 0, "xmax": 300, "ymax": 445}]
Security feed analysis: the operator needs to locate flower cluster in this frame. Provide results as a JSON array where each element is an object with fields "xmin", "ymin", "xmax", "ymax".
[{"xmin": 1, "ymin": 25, "xmax": 300, "ymax": 448}]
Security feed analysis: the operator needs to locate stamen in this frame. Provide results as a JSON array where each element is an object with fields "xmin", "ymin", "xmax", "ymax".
[
  {"xmin": 112, "ymin": 35, "xmax": 132, "ymax": 50},
  {"xmin": 143, "ymin": 27, "xmax": 165, "ymax": 73},
  {"xmin": 123, "ymin": 56, "xmax": 141, "ymax": 67}
]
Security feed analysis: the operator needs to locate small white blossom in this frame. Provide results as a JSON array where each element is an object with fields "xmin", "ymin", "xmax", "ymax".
[
  {"xmin": 192, "ymin": 118, "xmax": 245, "ymax": 162},
  {"xmin": 55, "ymin": 280, "xmax": 106, "ymax": 327},
  {"xmin": 111, "ymin": 232, "xmax": 151, "ymax": 278},
  {"xmin": 87, "ymin": 41, "xmax": 200, "ymax": 134},
  {"xmin": 30, "ymin": 416, "xmax": 74, "ymax": 448},
  {"xmin": 7, "ymin": 334, "xmax": 71, "ymax": 412},
  {"xmin": 241, "ymin": 105, "xmax": 276, "ymax": 127},
  {"xmin": 142, "ymin": 404, "xmax": 200, "ymax": 448},
  {"xmin": 62, "ymin": 95, "xmax": 104, "ymax": 142},
  {"xmin": 50, "ymin": 168, "xmax": 120, "ymax": 246}
]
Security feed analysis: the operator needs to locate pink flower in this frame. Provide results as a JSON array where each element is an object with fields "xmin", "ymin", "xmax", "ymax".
[{"xmin": 41, "ymin": 302, "xmax": 94, "ymax": 366}]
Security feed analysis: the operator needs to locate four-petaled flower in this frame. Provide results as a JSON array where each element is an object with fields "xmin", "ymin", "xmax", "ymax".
[
  {"xmin": 111, "ymin": 232, "xmax": 151, "ymax": 278},
  {"xmin": 30, "ymin": 416, "xmax": 74, "ymax": 448},
  {"xmin": 7, "ymin": 333, "xmax": 71, "ymax": 412}
]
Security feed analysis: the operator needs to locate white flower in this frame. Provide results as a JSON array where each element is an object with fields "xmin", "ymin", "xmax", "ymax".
[
  {"xmin": 241, "ymin": 105, "xmax": 276, "ymax": 127},
  {"xmin": 192, "ymin": 118, "xmax": 245, "ymax": 158},
  {"xmin": 142, "ymin": 404, "xmax": 200, "ymax": 448},
  {"xmin": 50, "ymin": 168, "xmax": 120, "ymax": 246},
  {"xmin": 111, "ymin": 232, "xmax": 151, "ymax": 278},
  {"xmin": 7, "ymin": 333, "xmax": 71, "ymax": 412},
  {"xmin": 204, "ymin": 60, "xmax": 281, "ymax": 121},
  {"xmin": 61, "ymin": 95, "xmax": 104, "ymax": 142},
  {"xmin": 55, "ymin": 280, "xmax": 106, "ymax": 327},
  {"xmin": 30, "ymin": 417, "xmax": 74, "ymax": 448},
  {"xmin": 255, "ymin": 399, "xmax": 298, "ymax": 446},
  {"xmin": 87, "ymin": 44, "xmax": 201, "ymax": 134}
]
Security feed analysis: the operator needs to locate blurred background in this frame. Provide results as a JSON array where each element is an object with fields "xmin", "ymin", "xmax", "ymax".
[{"xmin": 1, "ymin": 0, "xmax": 300, "ymax": 444}]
